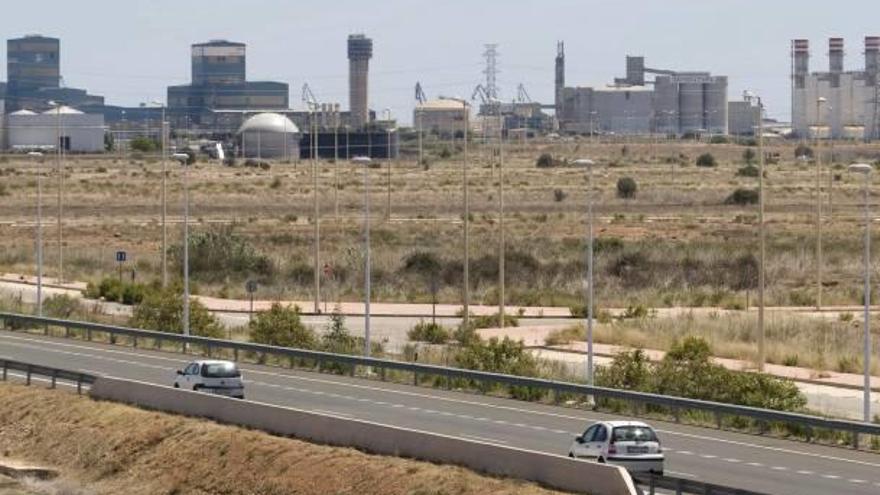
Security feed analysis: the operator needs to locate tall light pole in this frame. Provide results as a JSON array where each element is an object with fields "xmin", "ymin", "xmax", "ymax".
[
  {"xmin": 449, "ymin": 99, "xmax": 470, "ymax": 329},
  {"xmin": 353, "ymin": 156, "xmax": 373, "ymax": 355},
  {"xmin": 28, "ymin": 152, "xmax": 44, "ymax": 316},
  {"xmin": 172, "ymin": 153, "xmax": 191, "ymax": 336},
  {"xmin": 312, "ymin": 109, "xmax": 321, "ymax": 314},
  {"xmin": 149, "ymin": 101, "xmax": 169, "ymax": 288},
  {"xmin": 495, "ymin": 99, "xmax": 506, "ymax": 327},
  {"xmin": 750, "ymin": 92, "xmax": 767, "ymax": 371},
  {"xmin": 383, "ymin": 108, "xmax": 394, "ymax": 221},
  {"xmin": 849, "ymin": 163, "xmax": 873, "ymax": 423},
  {"xmin": 816, "ymin": 97, "xmax": 827, "ymax": 309},
  {"xmin": 574, "ymin": 158, "xmax": 596, "ymax": 385},
  {"xmin": 48, "ymin": 101, "xmax": 64, "ymax": 283},
  {"xmin": 334, "ymin": 104, "xmax": 340, "ymax": 222}
]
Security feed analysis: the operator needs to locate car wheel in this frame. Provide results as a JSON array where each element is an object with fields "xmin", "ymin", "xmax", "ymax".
[
  {"xmin": 597, "ymin": 457, "xmax": 606, "ymax": 464},
  {"xmin": 173, "ymin": 383, "xmax": 179, "ymax": 388},
  {"xmin": 568, "ymin": 452, "xmax": 574, "ymax": 458},
  {"xmin": 193, "ymin": 385, "xmax": 202, "ymax": 391}
]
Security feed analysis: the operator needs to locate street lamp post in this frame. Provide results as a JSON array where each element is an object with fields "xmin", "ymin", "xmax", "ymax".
[
  {"xmin": 574, "ymin": 158, "xmax": 596, "ymax": 385},
  {"xmin": 498, "ymin": 100, "xmax": 506, "ymax": 328},
  {"xmin": 353, "ymin": 156, "xmax": 373, "ymax": 356},
  {"xmin": 172, "ymin": 153, "xmax": 191, "ymax": 336},
  {"xmin": 148, "ymin": 101, "xmax": 169, "ymax": 288},
  {"xmin": 48, "ymin": 101, "xmax": 64, "ymax": 283},
  {"xmin": 28, "ymin": 152, "xmax": 44, "ymax": 316},
  {"xmin": 756, "ymin": 95, "xmax": 766, "ymax": 371},
  {"xmin": 849, "ymin": 162, "xmax": 873, "ymax": 423},
  {"xmin": 312, "ymin": 109, "xmax": 321, "ymax": 314},
  {"xmin": 383, "ymin": 108, "xmax": 394, "ymax": 221},
  {"xmin": 816, "ymin": 97, "xmax": 827, "ymax": 310}
]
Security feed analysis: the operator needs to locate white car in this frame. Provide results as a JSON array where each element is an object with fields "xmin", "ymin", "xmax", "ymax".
[
  {"xmin": 568, "ymin": 420, "xmax": 664, "ymax": 475},
  {"xmin": 174, "ymin": 360, "xmax": 245, "ymax": 399}
]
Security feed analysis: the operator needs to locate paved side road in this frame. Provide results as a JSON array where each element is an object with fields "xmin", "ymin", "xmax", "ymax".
[{"xmin": 1, "ymin": 331, "xmax": 879, "ymax": 495}]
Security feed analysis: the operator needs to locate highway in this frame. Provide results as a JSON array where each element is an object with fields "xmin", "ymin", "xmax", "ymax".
[{"xmin": 1, "ymin": 330, "xmax": 879, "ymax": 495}]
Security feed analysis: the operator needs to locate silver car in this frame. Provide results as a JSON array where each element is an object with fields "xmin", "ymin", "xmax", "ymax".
[
  {"xmin": 174, "ymin": 360, "xmax": 245, "ymax": 399},
  {"xmin": 568, "ymin": 420, "xmax": 664, "ymax": 475}
]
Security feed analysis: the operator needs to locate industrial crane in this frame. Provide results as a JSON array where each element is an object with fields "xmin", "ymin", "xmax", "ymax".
[
  {"xmin": 415, "ymin": 82, "xmax": 427, "ymax": 104},
  {"xmin": 415, "ymin": 82, "xmax": 427, "ymax": 165},
  {"xmin": 301, "ymin": 83, "xmax": 320, "ymax": 112},
  {"xmin": 516, "ymin": 84, "xmax": 532, "ymax": 104}
]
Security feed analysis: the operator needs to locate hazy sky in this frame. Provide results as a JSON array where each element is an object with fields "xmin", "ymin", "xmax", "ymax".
[{"xmin": 2, "ymin": 0, "xmax": 878, "ymax": 123}]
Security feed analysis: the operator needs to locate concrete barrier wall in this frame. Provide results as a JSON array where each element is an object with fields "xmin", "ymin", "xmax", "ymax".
[{"xmin": 91, "ymin": 377, "xmax": 637, "ymax": 495}]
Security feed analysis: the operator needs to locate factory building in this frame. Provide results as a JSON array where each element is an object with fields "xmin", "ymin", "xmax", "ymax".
[
  {"xmin": 728, "ymin": 93, "xmax": 762, "ymax": 136},
  {"xmin": 348, "ymin": 34, "xmax": 373, "ymax": 129},
  {"xmin": 4, "ymin": 35, "xmax": 104, "ymax": 113},
  {"xmin": 555, "ymin": 45, "xmax": 728, "ymax": 136},
  {"xmin": 6, "ymin": 105, "xmax": 105, "ymax": 152},
  {"xmin": 413, "ymin": 99, "xmax": 469, "ymax": 136},
  {"xmin": 791, "ymin": 37, "xmax": 880, "ymax": 140},
  {"xmin": 167, "ymin": 40, "xmax": 289, "ymax": 133}
]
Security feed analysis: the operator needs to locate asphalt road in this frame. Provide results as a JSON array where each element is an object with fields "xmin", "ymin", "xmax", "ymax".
[{"xmin": 1, "ymin": 330, "xmax": 880, "ymax": 495}]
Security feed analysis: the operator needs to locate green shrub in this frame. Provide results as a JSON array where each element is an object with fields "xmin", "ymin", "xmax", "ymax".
[
  {"xmin": 709, "ymin": 135, "xmax": 729, "ymax": 144},
  {"xmin": 736, "ymin": 165, "xmax": 759, "ymax": 177},
  {"xmin": 408, "ymin": 321, "xmax": 451, "ymax": 344},
  {"xmin": 84, "ymin": 277, "xmax": 146, "ymax": 305},
  {"xmin": 43, "ymin": 294, "xmax": 81, "ymax": 319},
  {"xmin": 725, "ymin": 188, "xmax": 759, "ymax": 205},
  {"xmin": 616, "ymin": 177, "xmax": 637, "ymax": 198},
  {"xmin": 742, "ymin": 148, "xmax": 756, "ymax": 164},
  {"xmin": 696, "ymin": 153, "xmax": 717, "ymax": 167},
  {"xmin": 794, "ymin": 144, "xmax": 814, "ymax": 158},
  {"xmin": 130, "ymin": 284, "xmax": 222, "ymax": 338},
  {"xmin": 469, "ymin": 312, "xmax": 519, "ymax": 329},
  {"xmin": 171, "ymin": 226, "xmax": 275, "ymax": 282},
  {"xmin": 536, "ymin": 153, "xmax": 555, "ymax": 168},
  {"xmin": 455, "ymin": 337, "xmax": 543, "ymax": 400},
  {"xmin": 130, "ymin": 137, "xmax": 159, "ymax": 153},
  {"xmin": 553, "ymin": 188, "xmax": 567, "ymax": 202},
  {"xmin": 249, "ymin": 303, "xmax": 316, "ymax": 349}
]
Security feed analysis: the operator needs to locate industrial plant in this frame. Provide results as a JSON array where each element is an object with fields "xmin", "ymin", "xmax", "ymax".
[
  {"xmin": 791, "ymin": 37, "xmax": 880, "ymax": 140},
  {"xmin": 555, "ymin": 42, "xmax": 729, "ymax": 136}
]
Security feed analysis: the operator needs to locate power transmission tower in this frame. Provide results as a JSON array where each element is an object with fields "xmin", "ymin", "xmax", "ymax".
[{"xmin": 482, "ymin": 44, "xmax": 500, "ymax": 101}]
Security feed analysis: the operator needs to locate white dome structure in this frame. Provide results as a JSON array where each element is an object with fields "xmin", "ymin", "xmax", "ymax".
[
  {"xmin": 42, "ymin": 105, "xmax": 84, "ymax": 115},
  {"xmin": 238, "ymin": 113, "xmax": 300, "ymax": 160}
]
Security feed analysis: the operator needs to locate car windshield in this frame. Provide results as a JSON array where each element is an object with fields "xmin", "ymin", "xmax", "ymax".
[
  {"xmin": 201, "ymin": 362, "xmax": 240, "ymax": 378},
  {"xmin": 612, "ymin": 426, "xmax": 658, "ymax": 443}
]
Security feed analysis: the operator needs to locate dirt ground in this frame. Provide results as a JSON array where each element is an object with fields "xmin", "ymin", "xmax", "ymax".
[{"xmin": 0, "ymin": 383, "xmax": 570, "ymax": 495}]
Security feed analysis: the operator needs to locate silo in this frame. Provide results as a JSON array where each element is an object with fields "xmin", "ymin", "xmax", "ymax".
[
  {"xmin": 704, "ymin": 76, "xmax": 728, "ymax": 134},
  {"xmin": 678, "ymin": 80, "xmax": 704, "ymax": 134},
  {"xmin": 653, "ymin": 76, "xmax": 679, "ymax": 134}
]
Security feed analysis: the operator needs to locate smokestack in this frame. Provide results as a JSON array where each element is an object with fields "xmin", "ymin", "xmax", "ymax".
[
  {"xmin": 866, "ymin": 36, "xmax": 879, "ymax": 86},
  {"xmin": 829, "ymin": 37, "xmax": 844, "ymax": 88},
  {"xmin": 555, "ymin": 41, "xmax": 565, "ymax": 119},
  {"xmin": 347, "ymin": 34, "xmax": 373, "ymax": 128},
  {"xmin": 792, "ymin": 39, "xmax": 809, "ymax": 89}
]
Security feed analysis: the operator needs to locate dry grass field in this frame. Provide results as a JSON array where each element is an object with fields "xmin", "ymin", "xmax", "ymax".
[
  {"xmin": 0, "ymin": 383, "xmax": 569, "ymax": 495},
  {"xmin": 1, "ymin": 137, "xmax": 878, "ymax": 311}
]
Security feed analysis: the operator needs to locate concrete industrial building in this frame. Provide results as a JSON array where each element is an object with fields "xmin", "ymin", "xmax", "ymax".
[
  {"xmin": 237, "ymin": 113, "xmax": 300, "ymax": 160},
  {"xmin": 413, "ymin": 99, "xmax": 469, "ymax": 135},
  {"xmin": 728, "ymin": 93, "xmax": 762, "ymax": 136},
  {"xmin": 4, "ymin": 35, "xmax": 104, "ymax": 113},
  {"xmin": 791, "ymin": 37, "xmax": 880, "ymax": 140},
  {"xmin": 6, "ymin": 105, "xmax": 105, "ymax": 152},
  {"xmin": 167, "ymin": 40, "xmax": 289, "ymax": 134},
  {"xmin": 347, "ymin": 34, "xmax": 373, "ymax": 128},
  {"xmin": 555, "ymin": 43, "xmax": 728, "ymax": 136}
]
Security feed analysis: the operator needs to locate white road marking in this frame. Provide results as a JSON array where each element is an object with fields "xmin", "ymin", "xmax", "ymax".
[
  {"xmin": 746, "ymin": 462, "xmax": 763, "ymax": 467},
  {"xmin": 700, "ymin": 454, "xmax": 717, "ymax": 459},
  {"xmin": 771, "ymin": 466, "xmax": 788, "ymax": 471},
  {"xmin": 849, "ymin": 479, "xmax": 866, "ymax": 484},
  {"xmin": 665, "ymin": 470, "xmax": 698, "ymax": 479},
  {"xmin": 310, "ymin": 409, "xmax": 352, "ymax": 418},
  {"xmin": 797, "ymin": 470, "xmax": 815, "ymax": 475},
  {"xmin": 723, "ymin": 458, "xmax": 741, "ymax": 463},
  {"xmin": 821, "ymin": 474, "xmax": 840, "ymax": 479},
  {"xmin": 460, "ymin": 434, "xmax": 507, "ymax": 444}
]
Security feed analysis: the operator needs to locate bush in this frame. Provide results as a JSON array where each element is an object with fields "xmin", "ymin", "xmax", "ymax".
[
  {"xmin": 170, "ymin": 226, "xmax": 275, "ymax": 282},
  {"xmin": 553, "ymin": 188, "xmax": 567, "ymax": 202},
  {"xmin": 709, "ymin": 135, "xmax": 729, "ymax": 144},
  {"xmin": 84, "ymin": 277, "xmax": 146, "ymax": 305},
  {"xmin": 455, "ymin": 337, "xmax": 543, "ymax": 400},
  {"xmin": 468, "ymin": 312, "xmax": 519, "ymax": 329},
  {"xmin": 616, "ymin": 177, "xmax": 637, "ymax": 199},
  {"xmin": 130, "ymin": 284, "xmax": 223, "ymax": 338},
  {"xmin": 408, "ymin": 321, "xmax": 451, "ymax": 344},
  {"xmin": 742, "ymin": 148, "xmax": 756, "ymax": 165},
  {"xmin": 736, "ymin": 165, "xmax": 759, "ymax": 177},
  {"xmin": 130, "ymin": 137, "xmax": 159, "ymax": 153},
  {"xmin": 249, "ymin": 303, "xmax": 317, "ymax": 349},
  {"xmin": 696, "ymin": 153, "xmax": 717, "ymax": 167},
  {"xmin": 536, "ymin": 153, "xmax": 555, "ymax": 168},
  {"xmin": 725, "ymin": 188, "xmax": 759, "ymax": 205},
  {"xmin": 43, "ymin": 294, "xmax": 81, "ymax": 319},
  {"xmin": 794, "ymin": 144, "xmax": 814, "ymax": 158}
]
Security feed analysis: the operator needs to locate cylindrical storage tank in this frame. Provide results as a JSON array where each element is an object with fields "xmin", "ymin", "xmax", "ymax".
[
  {"xmin": 678, "ymin": 82, "xmax": 704, "ymax": 134},
  {"xmin": 704, "ymin": 77, "xmax": 728, "ymax": 134},
  {"xmin": 238, "ymin": 113, "xmax": 300, "ymax": 160},
  {"xmin": 653, "ymin": 76, "xmax": 679, "ymax": 135}
]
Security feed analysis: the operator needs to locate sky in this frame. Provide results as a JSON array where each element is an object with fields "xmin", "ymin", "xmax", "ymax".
[{"xmin": 2, "ymin": 0, "xmax": 879, "ymax": 124}]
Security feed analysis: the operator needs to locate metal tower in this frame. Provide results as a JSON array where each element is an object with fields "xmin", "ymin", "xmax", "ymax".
[{"xmin": 482, "ymin": 44, "xmax": 500, "ymax": 101}]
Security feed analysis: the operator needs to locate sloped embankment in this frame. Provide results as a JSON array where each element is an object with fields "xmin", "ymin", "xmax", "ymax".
[{"xmin": 0, "ymin": 384, "xmax": 569, "ymax": 495}]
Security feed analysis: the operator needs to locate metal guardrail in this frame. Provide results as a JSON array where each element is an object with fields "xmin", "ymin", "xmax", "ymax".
[
  {"xmin": 0, "ymin": 357, "xmax": 96, "ymax": 394},
  {"xmin": 2, "ymin": 311, "xmax": 880, "ymax": 449},
  {"xmin": 632, "ymin": 473, "xmax": 771, "ymax": 495}
]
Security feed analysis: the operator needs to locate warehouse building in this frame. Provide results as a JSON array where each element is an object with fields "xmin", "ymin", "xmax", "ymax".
[
  {"xmin": 413, "ymin": 98, "xmax": 469, "ymax": 136},
  {"xmin": 791, "ymin": 37, "xmax": 880, "ymax": 140},
  {"xmin": 6, "ymin": 105, "xmax": 105, "ymax": 152},
  {"xmin": 167, "ymin": 40, "xmax": 289, "ymax": 133},
  {"xmin": 555, "ymin": 43, "xmax": 728, "ymax": 136},
  {"xmin": 728, "ymin": 93, "xmax": 762, "ymax": 136}
]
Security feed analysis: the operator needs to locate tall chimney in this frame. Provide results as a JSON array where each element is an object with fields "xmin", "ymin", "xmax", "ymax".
[
  {"xmin": 866, "ymin": 36, "xmax": 879, "ymax": 86},
  {"xmin": 555, "ymin": 41, "xmax": 565, "ymax": 119},
  {"xmin": 347, "ymin": 34, "xmax": 373, "ymax": 128},
  {"xmin": 829, "ymin": 37, "xmax": 844, "ymax": 87},
  {"xmin": 792, "ymin": 39, "xmax": 809, "ymax": 89}
]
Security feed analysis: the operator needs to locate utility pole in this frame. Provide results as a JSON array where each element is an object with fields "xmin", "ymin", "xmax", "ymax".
[
  {"xmin": 172, "ymin": 153, "xmax": 191, "ymax": 337},
  {"xmin": 757, "ymin": 95, "xmax": 766, "ymax": 372},
  {"xmin": 334, "ymin": 104, "xmax": 340, "ymax": 222},
  {"xmin": 29, "ymin": 152, "xmax": 44, "ymax": 316},
  {"xmin": 815, "ymin": 97, "xmax": 827, "ymax": 310},
  {"xmin": 463, "ymin": 103, "xmax": 470, "ymax": 329},
  {"xmin": 50, "ymin": 101, "xmax": 65, "ymax": 284},
  {"xmin": 160, "ymin": 104, "xmax": 168, "ymax": 288},
  {"xmin": 313, "ymin": 110, "xmax": 321, "ymax": 314},
  {"xmin": 498, "ymin": 100, "xmax": 506, "ymax": 327}
]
